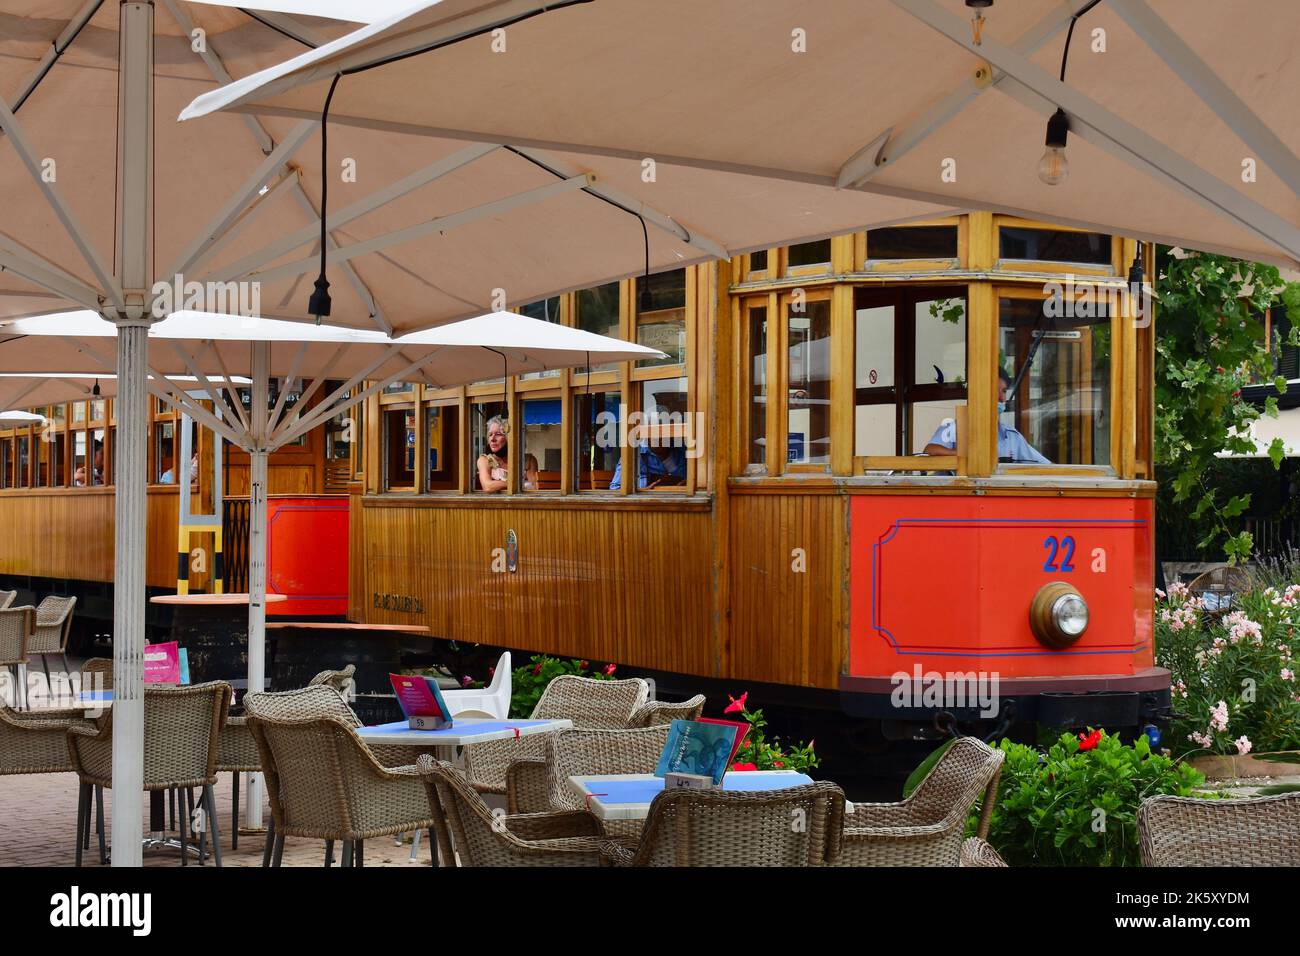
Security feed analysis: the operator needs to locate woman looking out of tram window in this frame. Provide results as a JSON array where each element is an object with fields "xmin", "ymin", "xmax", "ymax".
[
  {"xmin": 922, "ymin": 368, "xmax": 1049, "ymax": 464},
  {"xmin": 476, "ymin": 415, "xmax": 539, "ymax": 493}
]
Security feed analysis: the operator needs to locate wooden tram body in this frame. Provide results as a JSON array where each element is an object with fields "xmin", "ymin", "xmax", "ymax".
[{"xmin": 0, "ymin": 214, "xmax": 1168, "ymax": 735}]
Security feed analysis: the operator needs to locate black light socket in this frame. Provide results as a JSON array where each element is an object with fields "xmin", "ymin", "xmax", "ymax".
[
  {"xmin": 1045, "ymin": 108, "xmax": 1070, "ymax": 149},
  {"xmin": 308, "ymin": 273, "xmax": 332, "ymax": 321}
]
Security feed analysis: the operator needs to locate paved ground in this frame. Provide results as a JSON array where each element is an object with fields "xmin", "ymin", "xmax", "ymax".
[{"xmin": 0, "ymin": 770, "xmax": 440, "ymax": 867}]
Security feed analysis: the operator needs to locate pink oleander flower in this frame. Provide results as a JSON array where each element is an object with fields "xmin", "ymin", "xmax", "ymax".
[
  {"xmin": 1187, "ymin": 731, "xmax": 1213, "ymax": 748},
  {"xmin": 1209, "ymin": 701, "xmax": 1230, "ymax": 733},
  {"xmin": 724, "ymin": 691, "xmax": 749, "ymax": 714},
  {"xmin": 1235, "ymin": 736, "xmax": 1252, "ymax": 755},
  {"xmin": 461, "ymin": 675, "xmax": 474, "ymax": 687},
  {"xmin": 603, "ymin": 663, "xmax": 616, "ymax": 676},
  {"xmin": 1155, "ymin": 588, "xmax": 1166, "ymax": 600},
  {"xmin": 1282, "ymin": 668, "xmax": 1295, "ymax": 682}
]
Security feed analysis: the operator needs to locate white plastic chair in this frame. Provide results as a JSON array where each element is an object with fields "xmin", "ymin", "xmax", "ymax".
[{"xmin": 440, "ymin": 652, "xmax": 511, "ymax": 719}]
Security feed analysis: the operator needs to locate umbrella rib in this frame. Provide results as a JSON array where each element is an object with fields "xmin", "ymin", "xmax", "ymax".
[
  {"xmin": 149, "ymin": 377, "xmax": 250, "ymax": 452},
  {"xmin": 209, "ymin": 341, "xmax": 252, "ymax": 434},
  {"xmin": 166, "ymin": 340, "xmax": 241, "ymax": 436},
  {"xmin": 0, "ymin": 234, "xmax": 103, "ymax": 311},
  {"xmin": 268, "ymin": 344, "xmax": 405, "ymax": 445},
  {"xmin": 267, "ymin": 341, "xmax": 309, "ymax": 434},
  {"xmin": 4, "ymin": 0, "xmax": 105, "ymax": 115},
  {"xmin": 0, "ymin": 93, "xmax": 123, "ymax": 312}
]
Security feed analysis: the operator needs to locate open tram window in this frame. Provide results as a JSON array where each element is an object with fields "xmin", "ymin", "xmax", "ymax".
[
  {"xmin": 520, "ymin": 397, "xmax": 561, "ymax": 492},
  {"xmin": 854, "ymin": 286, "xmax": 968, "ymax": 463},
  {"xmin": 470, "ymin": 400, "xmax": 510, "ymax": 493},
  {"xmin": 625, "ymin": 378, "xmax": 689, "ymax": 491},
  {"xmin": 743, "ymin": 301, "xmax": 769, "ymax": 473},
  {"xmin": 998, "ymin": 295, "xmax": 1112, "ymax": 467},
  {"xmin": 425, "ymin": 404, "xmax": 459, "ymax": 491},
  {"xmin": 574, "ymin": 390, "xmax": 621, "ymax": 491},
  {"xmin": 156, "ymin": 421, "xmax": 176, "ymax": 484},
  {"xmin": 382, "ymin": 406, "xmax": 416, "ymax": 491},
  {"xmin": 785, "ymin": 295, "xmax": 832, "ymax": 467},
  {"xmin": 16, "ymin": 434, "xmax": 30, "ymax": 488},
  {"xmin": 0, "ymin": 437, "xmax": 10, "ymax": 488}
]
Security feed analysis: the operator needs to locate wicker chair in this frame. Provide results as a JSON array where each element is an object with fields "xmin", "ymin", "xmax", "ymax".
[
  {"xmin": 959, "ymin": 837, "xmax": 1008, "ymax": 867},
  {"xmin": 604, "ymin": 781, "xmax": 846, "ymax": 867},
  {"xmin": 0, "ymin": 590, "xmax": 15, "ymax": 610},
  {"xmin": 629, "ymin": 694, "xmax": 707, "ymax": 727},
  {"xmin": 463, "ymin": 675, "xmax": 649, "ymax": 799},
  {"xmin": 245, "ymin": 713, "xmax": 436, "ymax": 867},
  {"xmin": 28, "ymin": 595, "xmax": 75, "ymax": 680},
  {"xmin": 0, "ymin": 606, "xmax": 33, "ymax": 710},
  {"xmin": 832, "ymin": 736, "xmax": 1004, "ymax": 866},
  {"xmin": 417, "ymin": 756, "xmax": 615, "ymax": 866},
  {"xmin": 0, "ymin": 701, "xmax": 95, "ymax": 858},
  {"xmin": 67, "ymin": 681, "xmax": 231, "ymax": 867},
  {"xmin": 1138, "ymin": 792, "xmax": 1300, "ymax": 866}
]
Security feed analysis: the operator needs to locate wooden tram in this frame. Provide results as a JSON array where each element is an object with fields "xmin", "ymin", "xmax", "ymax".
[{"xmin": 0, "ymin": 213, "xmax": 1168, "ymax": 738}]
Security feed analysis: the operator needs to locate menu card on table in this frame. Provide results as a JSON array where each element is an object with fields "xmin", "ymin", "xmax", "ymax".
[
  {"xmin": 143, "ymin": 642, "xmax": 181, "ymax": 685},
  {"xmin": 389, "ymin": 673, "xmax": 454, "ymax": 730},
  {"xmin": 655, "ymin": 719, "xmax": 745, "ymax": 786}
]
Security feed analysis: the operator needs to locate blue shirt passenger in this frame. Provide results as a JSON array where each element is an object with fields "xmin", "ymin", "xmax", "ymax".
[
  {"xmin": 609, "ymin": 444, "xmax": 688, "ymax": 490},
  {"xmin": 924, "ymin": 418, "xmax": 1050, "ymax": 465}
]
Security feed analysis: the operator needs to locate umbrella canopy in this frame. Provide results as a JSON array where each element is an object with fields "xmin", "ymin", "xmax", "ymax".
[
  {"xmin": 0, "ymin": 409, "xmax": 45, "ymax": 425},
  {"xmin": 0, "ymin": 372, "xmax": 251, "ymax": 412},
  {"xmin": 181, "ymin": 0, "xmax": 1300, "ymax": 274}
]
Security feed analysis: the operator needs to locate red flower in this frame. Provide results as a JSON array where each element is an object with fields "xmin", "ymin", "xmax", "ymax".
[
  {"xmin": 532, "ymin": 662, "xmax": 543, "ymax": 676},
  {"xmin": 1078, "ymin": 729, "xmax": 1102, "ymax": 752},
  {"xmin": 773, "ymin": 760, "xmax": 784, "ymax": 768},
  {"xmin": 579, "ymin": 661, "xmax": 590, "ymax": 670},
  {"xmin": 461, "ymin": 675, "xmax": 474, "ymax": 688},
  {"xmin": 731, "ymin": 762, "xmax": 758, "ymax": 772},
  {"xmin": 724, "ymin": 692, "xmax": 749, "ymax": 714},
  {"xmin": 604, "ymin": 663, "xmax": 616, "ymax": 676}
]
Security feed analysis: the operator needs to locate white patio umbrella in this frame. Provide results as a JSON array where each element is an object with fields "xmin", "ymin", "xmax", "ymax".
[
  {"xmin": 0, "ymin": 306, "xmax": 662, "ymax": 836},
  {"xmin": 0, "ymin": 373, "xmax": 251, "ymax": 412},
  {"xmin": 181, "ymin": 0, "xmax": 1300, "ymax": 271},
  {"xmin": 0, "ymin": 409, "xmax": 45, "ymax": 425}
]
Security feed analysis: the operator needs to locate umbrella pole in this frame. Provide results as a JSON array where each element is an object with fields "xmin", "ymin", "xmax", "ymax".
[
  {"xmin": 244, "ymin": 342, "xmax": 270, "ymax": 829},
  {"xmin": 110, "ymin": 0, "xmax": 154, "ymax": 868}
]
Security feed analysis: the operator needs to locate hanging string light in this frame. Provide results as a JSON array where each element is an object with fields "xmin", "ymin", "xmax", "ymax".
[{"xmin": 1038, "ymin": 0, "xmax": 1102, "ymax": 186}]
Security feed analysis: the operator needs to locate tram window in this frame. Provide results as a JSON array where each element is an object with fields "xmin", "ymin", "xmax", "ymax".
[
  {"xmin": 383, "ymin": 382, "xmax": 413, "ymax": 395},
  {"xmin": 90, "ymin": 400, "xmax": 105, "ymax": 422},
  {"xmin": 748, "ymin": 249, "xmax": 768, "ymax": 273},
  {"xmin": 998, "ymin": 296, "xmax": 1111, "ymax": 466},
  {"xmin": 520, "ymin": 398, "xmax": 561, "ymax": 492},
  {"xmin": 576, "ymin": 282, "xmax": 621, "ymax": 373},
  {"xmin": 36, "ymin": 431, "xmax": 50, "ymax": 487},
  {"xmin": 866, "ymin": 226, "xmax": 958, "ymax": 261},
  {"xmin": 106, "ymin": 427, "xmax": 115, "ymax": 485},
  {"xmin": 382, "ymin": 407, "xmax": 416, "ymax": 490},
  {"xmin": 0, "ymin": 438, "xmax": 10, "ymax": 487},
  {"xmin": 787, "ymin": 239, "xmax": 831, "ymax": 269},
  {"xmin": 574, "ymin": 390, "xmax": 621, "ymax": 491},
  {"xmin": 520, "ymin": 297, "xmax": 561, "ymax": 380},
  {"xmin": 999, "ymin": 227, "xmax": 1111, "ymax": 265},
  {"xmin": 72, "ymin": 402, "xmax": 86, "ymax": 424},
  {"xmin": 89, "ymin": 429, "xmax": 105, "ymax": 486},
  {"xmin": 631, "ymin": 378, "xmax": 689, "ymax": 491},
  {"xmin": 745, "ymin": 304, "xmax": 768, "ymax": 471},
  {"xmin": 635, "ymin": 269, "xmax": 686, "ymax": 368},
  {"xmin": 156, "ymin": 421, "xmax": 176, "ymax": 484},
  {"xmin": 854, "ymin": 304, "xmax": 896, "ymax": 456},
  {"xmin": 469, "ymin": 400, "xmax": 509, "ymax": 493},
  {"xmin": 425, "ymin": 405, "xmax": 459, "ymax": 491},
  {"xmin": 47, "ymin": 431, "xmax": 66, "ymax": 487},
  {"xmin": 786, "ymin": 298, "xmax": 831, "ymax": 466},
  {"xmin": 16, "ymin": 435, "xmax": 30, "ymax": 488}
]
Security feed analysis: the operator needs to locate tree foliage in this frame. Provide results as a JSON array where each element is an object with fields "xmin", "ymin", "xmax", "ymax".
[{"xmin": 1154, "ymin": 248, "xmax": 1300, "ymax": 562}]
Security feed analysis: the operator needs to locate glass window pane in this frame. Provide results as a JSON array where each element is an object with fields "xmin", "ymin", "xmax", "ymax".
[
  {"xmin": 747, "ymin": 306, "xmax": 768, "ymax": 468},
  {"xmin": 90, "ymin": 400, "xmax": 105, "ymax": 422},
  {"xmin": 749, "ymin": 250, "xmax": 768, "ymax": 272},
  {"xmin": 912, "ymin": 399, "xmax": 966, "ymax": 456},
  {"xmin": 383, "ymin": 408, "xmax": 416, "ymax": 488},
  {"xmin": 867, "ymin": 226, "xmax": 959, "ymax": 260},
  {"xmin": 788, "ymin": 239, "xmax": 831, "ymax": 268},
  {"xmin": 786, "ymin": 299, "xmax": 831, "ymax": 465},
  {"xmin": 998, "ymin": 297, "xmax": 1111, "ymax": 465},
  {"xmin": 425, "ymin": 405, "xmax": 459, "ymax": 491},
  {"xmin": 636, "ymin": 269, "xmax": 686, "ymax": 368},
  {"xmin": 520, "ymin": 397, "xmax": 562, "ymax": 492},
  {"xmin": 999, "ymin": 227, "xmax": 1111, "ymax": 265},
  {"xmin": 156, "ymin": 421, "xmax": 176, "ymax": 483},
  {"xmin": 856, "ymin": 305, "xmax": 895, "ymax": 389},
  {"xmin": 470, "ymin": 401, "xmax": 510, "ymax": 493},
  {"xmin": 576, "ymin": 282, "xmax": 621, "ymax": 372},
  {"xmin": 16, "ymin": 435, "xmax": 30, "ymax": 487},
  {"xmin": 631, "ymin": 378, "xmax": 689, "ymax": 491},
  {"xmin": 72, "ymin": 402, "xmax": 86, "ymax": 423},
  {"xmin": 574, "ymin": 390, "xmax": 621, "ymax": 491},
  {"xmin": 914, "ymin": 295, "xmax": 967, "ymax": 387},
  {"xmin": 855, "ymin": 404, "xmax": 895, "ymax": 458}
]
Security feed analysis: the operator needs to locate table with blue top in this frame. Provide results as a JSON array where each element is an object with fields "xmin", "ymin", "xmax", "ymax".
[{"xmin": 569, "ymin": 770, "xmax": 816, "ymax": 821}]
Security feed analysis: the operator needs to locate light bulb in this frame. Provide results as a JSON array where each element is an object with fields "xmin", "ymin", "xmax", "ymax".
[{"xmin": 1038, "ymin": 145, "xmax": 1069, "ymax": 186}]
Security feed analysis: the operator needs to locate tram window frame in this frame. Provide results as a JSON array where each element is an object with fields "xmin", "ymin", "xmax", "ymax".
[
  {"xmin": 782, "ymin": 239, "xmax": 834, "ymax": 278},
  {"xmin": 574, "ymin": 388, "xmax": 623, "ymax": 493},
  {"xmin": 994, "ymin": 216, "xmax": 1118, "ymax": 276},
  {"xmin": 423, "ymin": 399, "xmax": 461, "ymax": 493},
  {"xmin": 851, "ymin": 285, "xmax": 970, "ymax": 471},
  {"xmin": 743, "ymin": 249, "xmax": 773, "ymax": 282},
  {"xmin": 0, "ymin": 436, "xmax": 11, "ymax": 488},
  {"xmin": 993, "ymin": 285, "xmax": 1119, "ymax": 477},
  {"xmin": 741, "ymin": 298, "xmax": 773, "ymax": 475},
  {"xmin": 780, "ymin": 289, "xmax": 834, "ymax": 473},
  {"xmin": 380, "ymin": 402, "xmax": 417, "ymax": 493},
  {"xmin": 469, "ymin": 398, "xmax": 511, "ymax": 494},
  {"xmin": 518, "ymin": 392, "xmax": 564, "ymax": 493}
]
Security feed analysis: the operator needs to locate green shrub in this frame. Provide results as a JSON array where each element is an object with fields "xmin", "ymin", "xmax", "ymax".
[
  {"xmin": 722, "ymin": 692, "xmax": 819, "ymax": 773},
  {"xmin": 981, "ymin": 731, "xmax": 1203, "ymax": 867}
]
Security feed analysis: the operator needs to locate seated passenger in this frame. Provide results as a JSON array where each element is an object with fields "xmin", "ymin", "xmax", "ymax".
[
  {"xmin": 922, "ymin": 368, "xmax": 1049, "ymax": 464},
  {"xmin": 609, "ymin": 442, "xmax": 688, "ymax": 490},
  {"xmin": 475, "ymin": 415, "xmax": 511, "ymax": 493},
  {"xmin": 159, "ymin": 455, "xmax": 176, "ymax": 484}
]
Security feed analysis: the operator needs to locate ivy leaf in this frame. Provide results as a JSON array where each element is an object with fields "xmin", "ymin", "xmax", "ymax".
[
  {"xmin": 1221, "ymin": 494, "xmax": 1249, "ymax": 519},
  {"xmin": 1268, "ymin": 437, "xmax": 1286, "ymax": 469}
]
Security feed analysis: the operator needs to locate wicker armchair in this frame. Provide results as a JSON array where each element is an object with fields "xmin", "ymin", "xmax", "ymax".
[
  {"xmin": 832, "ymin": 736, "xmax": 1004, "ymax": 866},
  {"xmin": 246, "ymin": 713, "xmax": 436, "ymax": 867},
  {"xmin": 0, "ymin": 590, "xmax": 15, "ymax": 609},
  {"xmin": 604, "ymin": 782, "xmax": 846, "ymax": 867},
  {"xmin": 417, "ymin": 756, "xmax": 614, "ymax": 866},
  {"xmin": 67, "ymin": 681, "xmax": 231, "ymax": 866},
  {"xmin": 463, "ymin": 675, "xmax": 649, "ymax": 798},
  {"xmin": 0, "ymin": 702, "xmax": 94, "ymax": 857},
  {"xmin": 28, "ymin": 595, "xmax": 75, "ymax": 678},
  {"xmin": 1138, "ymin": 792, "xmax": 1300, "ymax": 866},
  {"xmin": 629, "ymin": 694, "xmax": 707, "ymax": 727},
  {"xmin": 81, "ymin": 658, "xmax": 114, "ymax": 690},
  {"xmin": 0, "ymin": 606, "xmax": 33, "ymax": 710},
  {"xmin": 959, "ymin": 837, "xmax": 1008, "ymax": 867}
]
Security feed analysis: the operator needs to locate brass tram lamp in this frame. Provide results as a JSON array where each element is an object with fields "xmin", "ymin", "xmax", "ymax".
[{"xmin": 1029, "ymin": 581, "xmax": 1089, "ymax": 649}]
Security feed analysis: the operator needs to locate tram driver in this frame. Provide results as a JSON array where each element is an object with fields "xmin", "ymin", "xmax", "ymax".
[{"xmin": 921, "ymin": 367, "xmax": 1049, "ymax": 464}]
